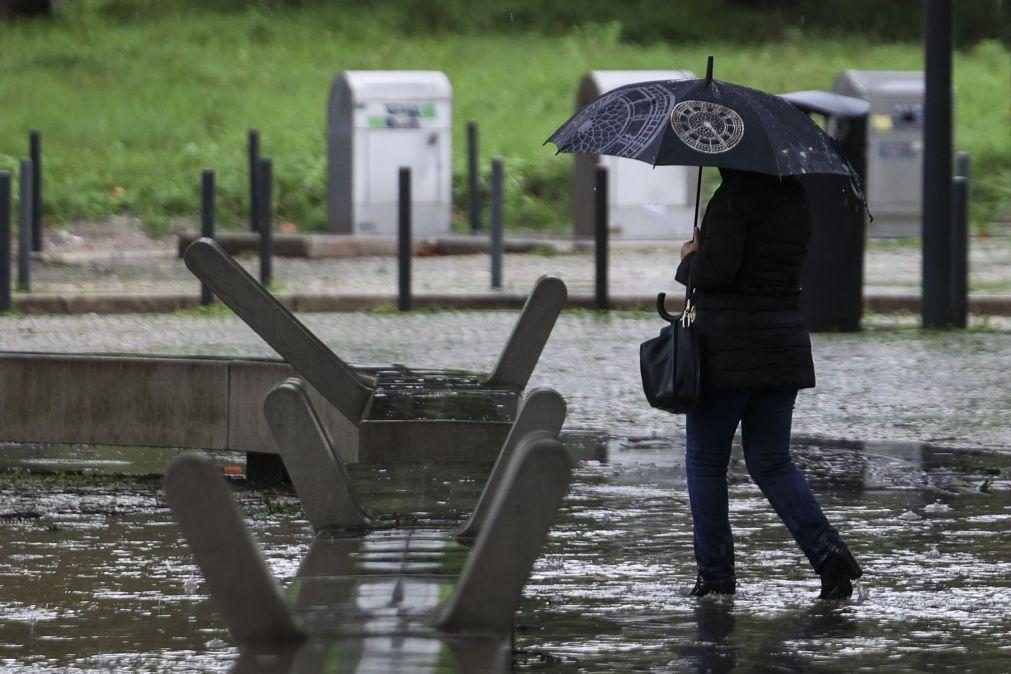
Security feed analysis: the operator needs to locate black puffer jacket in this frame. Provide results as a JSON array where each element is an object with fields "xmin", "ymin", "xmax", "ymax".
[{"xmin": 674, "ymin": 169, "xmax": 815, "ymax": 391}]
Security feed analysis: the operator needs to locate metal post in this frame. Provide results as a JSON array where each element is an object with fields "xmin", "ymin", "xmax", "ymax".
[
  {"xmin": 248, "ymin": 129, "xmax": 260, "ymax": 233},
  {"xmin": 201, "ymin": 169, "xmax": 216, "ymax": 306},
  {"xmin": 0, "ymin": 172, "xmax": 10, "ymax": 312},
  {"xmin": 922, "ymin": 0, "xmax": 954, "ymax": 328},
  {"xmin": 952, "ymin": 176, "xmax": 969, "ymax": 328},
  {"xmin": 468, "ymin": 121, "xmax": 481, "ymax": 233},
  {"xmin": 29, "ymin": 131, "xmax": 42, "ymax": 252},
  {"xmin": 594, "ymin": 165, "xmax": 609, "ymax": 311},
  {"xmin": 17, "ymin": 159, "xmax": 32, "ymax": 292},
  {"xmin": 398, "ymin": 167, "xmax": 411, "ymax": 312},
  {"xmin": 258, "ymin": 158, "xmax": 272, "ymax": 287},
  {"xmin": 490, "ymin": 156, "xmax": 503, "ymax": 289}
]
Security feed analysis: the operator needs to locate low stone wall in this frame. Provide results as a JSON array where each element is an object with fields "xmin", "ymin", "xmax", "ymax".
[{"xmin": 0, "ymin": 352, "xmax": 358, "ymax": 462}]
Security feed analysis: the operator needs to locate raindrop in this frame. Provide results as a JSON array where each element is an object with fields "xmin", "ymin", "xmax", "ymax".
[
  {"xmin": 927, "ymin": 545, "xmax": 941, "ymax": 558},
  {"xmin": 898, "ymin": 510, "xmax": 921, "ymax": 521}
]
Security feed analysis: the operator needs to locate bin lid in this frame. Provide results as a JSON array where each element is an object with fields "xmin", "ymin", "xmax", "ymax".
[
  {"xmin": 340, "ymin": 71, "xmax": 452, "ymax": 100},
  {"xmin": 780, "ymin": 90, "xmax": 870, "ymax": 119},
  {"xmin": 585, "ymin": 70, "xmax": 695, "ymax": 94},
  {"xmin": 834, "ymin": 70, "xmax": 924, "ymax": 97}
]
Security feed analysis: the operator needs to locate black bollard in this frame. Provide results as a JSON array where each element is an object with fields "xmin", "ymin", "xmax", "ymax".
[
  {"xmin": 594, "ymin": 165, "xmax": 609, "ymax": 311},
  {"xmin": 468, "ymin": 121, "xmax": 481, "ymax": 233},
  {"xmin": 952, "ymin": 175, "xmax": 969, "ymax": 329},
  {"xmin": 955, "ymin": 150, "xmax": 971, "ymax": 181},
  {"xmin": 0, "ymin": 172, "xmax": 10, "ymax": 312},
  {"xmin": 249, "ymin": 129, "xmax": 260, "ymax": 233},
  {"xmin": 17, "ymin": 159, "xmax": 32, "ymax": 292},
  {"xmin": 490, "ymin": 156, "xmax": 503, "ymax": 289},
  {"xmin": 921, "ymin": 0, "xmax": 954, "ymax": 328},
  {"xmin": 201, "ymin": 169, "xmax": 216, "ymax": 306},
  {"xmin": 258, "ymin": 158, "xmax": 273, "ymax": 287},
  {"xmin": 398, "ymin": 167, "xmax": 412, "ymax": 312},
  {"xmin": 29, "ymin": 131, "xmax": 42, "ymax": 252}
]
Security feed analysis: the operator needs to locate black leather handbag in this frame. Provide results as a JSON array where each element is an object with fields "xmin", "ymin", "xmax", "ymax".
[{"xmin": 639, "ymin": 285, "xmax": 700, "ymax": 414}]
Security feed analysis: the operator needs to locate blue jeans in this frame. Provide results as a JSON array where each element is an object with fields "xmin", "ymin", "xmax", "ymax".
[{"xmin": 685, "ymin": 388, "xmax": 842, "ymax": 582}]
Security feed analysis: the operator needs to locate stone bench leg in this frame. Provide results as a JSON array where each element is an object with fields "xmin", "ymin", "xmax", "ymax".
[
  {"xmin": 164, "ymin": 453, "xmax": 304, "ymax": 646},
  {"xmin": 483, "ymin": 275, "xmax": 567, "ymax": 391},
  {"xmin": 264, "ymin": 377, "xmax": 371, "ymax": 532},
  {"xmin": 184, "ymin": 237, "xmax": 373, "ymax": 422},
  {"xmin": 435, "ymin": 431, "xmax": 572, "ymax": 637},
  {"xmin": 455, "ymin": 388, "xmax": 566, "ymax": 542}
]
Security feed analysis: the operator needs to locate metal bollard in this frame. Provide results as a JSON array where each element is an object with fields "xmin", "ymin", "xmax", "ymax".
[
  {"xmin": 594, "ymin": 165, "xmax": 609, "ymax": 311},
  {"xmin": 29, "ymin": 131, "xmax": 42, "ymax": 252},
  {"xmin": 398, "ymin": 167, "xmax": 412, "ymax": 312},
  {"xmin": 258, "ymin": 158, "xmax": 273, "ymax": 287},
  {"xmin": 490, "ymin": 156, "xmax": 503, "ymax": 289},
  {"xmin": 0, "ymin": 172, "xmax": 10, "ymax": 312},
  {"xmin": 201, "ymin": 169, "xmax": 216, "ymax": 306},
  {"xmin": 249, "ymin": 129, "xmax": 260, "ymax": 233},
  {"xmin": 955, "ymin": 150, "xmax": 971, "ymax": 181},
  {"xmin": 468, "ymin": 121, "xmax": 481, "ymax": 233},
  {"xmin": 17, "ymin": 159, "xmax": 32, "ymax": 292},
  {"xmin": 952, "ymin": 175, "xmax": 969, "ymax": 329}
]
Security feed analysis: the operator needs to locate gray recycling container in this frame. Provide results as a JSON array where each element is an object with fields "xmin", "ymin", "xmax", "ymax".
[{"xmin": 781, "ymin": 91, "xmax": 870, "ymax": 332}]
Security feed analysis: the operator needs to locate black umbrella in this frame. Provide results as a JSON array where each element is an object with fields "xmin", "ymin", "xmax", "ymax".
[
  {"xmin": 547, "ymin": 57, "xmax": 857, "ymax": 179},
  {"xmin": 547, "ymin": 57, "xmax": 863, "ymax": 228}
]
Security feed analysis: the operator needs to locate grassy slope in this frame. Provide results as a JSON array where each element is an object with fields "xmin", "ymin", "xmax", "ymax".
[{"xmin": 0, "ymin": 6, "xmax": 1007, "ymax": 233}]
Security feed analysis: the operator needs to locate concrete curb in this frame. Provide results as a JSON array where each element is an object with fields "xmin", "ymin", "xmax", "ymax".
[{"xmin": 8, "ymin": 291, "xmax": 1011, "ymax": 316}]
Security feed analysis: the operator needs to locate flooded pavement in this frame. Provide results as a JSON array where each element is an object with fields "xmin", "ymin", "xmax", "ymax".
[
  {"xmin": 1, "ymin": 311, "xmax": 1010, "ymax": 670},
  {"xmin": 1, "ymin": 437, "xmax": 1010, "ymax": 672}
]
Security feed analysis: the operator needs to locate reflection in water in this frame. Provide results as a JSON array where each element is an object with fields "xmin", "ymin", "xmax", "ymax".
[
  {"xmin": 0, "ymin": 437, "xmax": 1009, "ymax": 671},
  {"xmin": 362, "ymin": 366, "xmax": 518, "ymax": 422}
]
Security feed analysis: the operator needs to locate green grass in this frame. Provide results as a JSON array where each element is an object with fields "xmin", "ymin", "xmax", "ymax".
[{"xmin": 0, "ymin": 4, "xmax": 1008, "ymax": 234}]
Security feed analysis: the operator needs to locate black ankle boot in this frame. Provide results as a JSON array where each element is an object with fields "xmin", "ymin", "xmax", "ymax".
[
  {"xmin": 817, "ymin": 544, "xmax": 863, "ymax": 600},
  {"xmin": 689, "ymin": 574, "xmax": 736, "ymax": 597}
]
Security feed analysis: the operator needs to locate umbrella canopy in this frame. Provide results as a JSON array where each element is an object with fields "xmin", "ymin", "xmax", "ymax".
[{"xmin": 547, "ymin": 64, "xmax": 857, "ymax": 180}]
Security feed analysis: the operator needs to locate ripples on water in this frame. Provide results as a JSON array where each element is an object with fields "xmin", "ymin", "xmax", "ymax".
[{"xmin": 0, "ymin": 437, "xmax": 1009, "ymax": 671}]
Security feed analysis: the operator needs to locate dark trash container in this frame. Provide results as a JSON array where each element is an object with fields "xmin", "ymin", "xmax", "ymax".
[{"xmin": 781, "ymin": 91, "xmax": 870, "ymax": 332}]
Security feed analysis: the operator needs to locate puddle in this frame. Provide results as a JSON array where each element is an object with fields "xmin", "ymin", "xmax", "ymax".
[{"xmin": 0, "ymin": 437, "xmax": 1009, "ymax": 671}]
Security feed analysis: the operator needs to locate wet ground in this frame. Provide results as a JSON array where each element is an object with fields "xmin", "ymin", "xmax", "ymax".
[
  {"xmin": 1, "ymin": 311, "xmax": 1011, "ymax": 671},
  {"xmin": 1, "ymin": 438, "xmax": 1009, "ymax": 672}
]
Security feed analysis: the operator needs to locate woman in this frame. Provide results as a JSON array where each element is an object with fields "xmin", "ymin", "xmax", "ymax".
[{"xmin": 675, "ymin": 168, "xmax": 862, "ymax": 600}]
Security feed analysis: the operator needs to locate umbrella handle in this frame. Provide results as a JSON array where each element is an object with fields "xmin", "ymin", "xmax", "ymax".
[{"xmin": 656, "ymin": 292, "xmax": 678, "ymax": 322}]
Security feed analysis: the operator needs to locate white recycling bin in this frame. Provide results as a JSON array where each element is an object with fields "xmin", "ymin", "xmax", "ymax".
[
  {"xmin": 327, "ymin": 71, "xmax": 452, "ymax": 236},
  {"xmin": 572, "ymin": 70, "xmax": 696, "ymax": 240}
]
